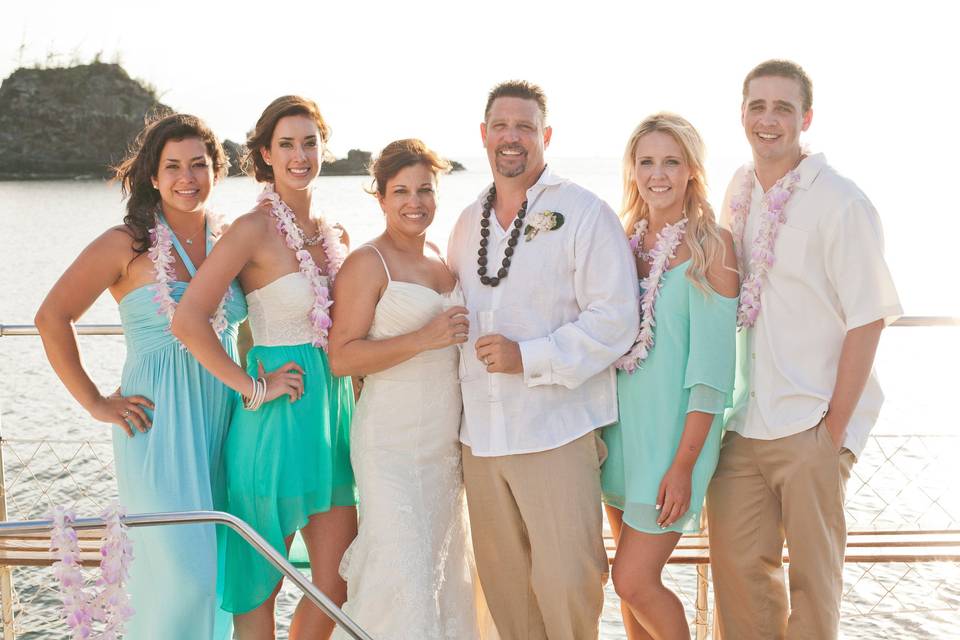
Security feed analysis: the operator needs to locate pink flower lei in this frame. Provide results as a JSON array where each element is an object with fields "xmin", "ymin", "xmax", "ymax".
[
  {"xmin": 50, "ymin": 502, "xmax": 134, "ymax": 639},
  {"xmin": 728, "ymin": 165, "xmax": 801, "ymax": 328},
  {"xmin": 148, "ymin": 211, "xmax": 232, "ymax": 345},
  {"xmin": 615, "ymin": 216, "xmax": 688, "ymax": 373},
  {"xmin": 257, "ymin": 184, "xmax": 346, "ymax": 350}
]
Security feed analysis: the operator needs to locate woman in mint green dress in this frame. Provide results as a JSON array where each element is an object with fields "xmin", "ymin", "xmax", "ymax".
[
  {"xmin": 601, "ymin": 113, "xmax": 739, "ymax": 640},
  {"xmin": 36, "ymin": 114, "xmax": 243, "ymax": 639},
  {"xmin": 173, "ymin": 96, "xmax": 356, "ymax": 640}
]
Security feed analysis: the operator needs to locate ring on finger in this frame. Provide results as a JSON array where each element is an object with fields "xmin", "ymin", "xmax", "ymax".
[{"xmin": 121, "ymin": 409, "xmax": 131, "ymax": 418}]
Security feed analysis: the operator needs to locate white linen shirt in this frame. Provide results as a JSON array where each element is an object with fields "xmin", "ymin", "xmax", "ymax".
[
  {"xmin": 448, "ymin": 166, "xmax": 640, "ymax": 457},
  {"xmin": 722, "ymin": 153, "xmax": 903, "ymax": 457}
]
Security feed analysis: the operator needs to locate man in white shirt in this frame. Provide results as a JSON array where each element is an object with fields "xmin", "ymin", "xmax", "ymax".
[
  {"xmin": 447, "ymin": 80, "xmax": 639, "ymax": 640},
  {"xmin": 707, "ymin": 60, "xmax": 903, "ymax": 639}
]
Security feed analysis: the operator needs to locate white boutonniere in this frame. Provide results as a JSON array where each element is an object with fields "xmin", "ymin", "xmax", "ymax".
[{"xmin": 523, "ymin": 210, "xmax": 565, "ymax": 242}]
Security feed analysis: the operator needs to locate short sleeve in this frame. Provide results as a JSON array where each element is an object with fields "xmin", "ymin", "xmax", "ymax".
[
  {"xmin": 822, "ymin": 199, "xmax": 903, "ymax": 329},
  {"xmin": 683, "ymin": 286, "xmax": 738, "ymax": 414}
]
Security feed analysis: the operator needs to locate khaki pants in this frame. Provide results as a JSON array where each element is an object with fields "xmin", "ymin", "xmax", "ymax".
[
  {"xmin": 706, "ymin": 423, "xmax": 855, "ymax": 640},
  {"xmin": 462, "ymin": 432, "xmax": 609, "ymax": 640}
]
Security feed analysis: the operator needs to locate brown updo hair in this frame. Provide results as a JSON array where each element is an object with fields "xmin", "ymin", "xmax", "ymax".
[
  {"xmin": 115, "ymin": 112, "xmax": 228, "ymax": 254},
  {"xmin": 367, "ymin": 139, "xmax": 451, "ymax": 197},
  {"xmin": 243, "ymin": 95, "xmax": 332, "ymax": 183}
]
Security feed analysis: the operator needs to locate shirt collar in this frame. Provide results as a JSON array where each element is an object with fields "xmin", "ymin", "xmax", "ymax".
[
  {"xmin": 751, "ymin": 152, "xmax": 827, "ymax": 195},
  {"xmin": 530, "ymin": 164, "xmax": 565, "ymax": 191},
  {"xmin": 476, "ymin": 164, "xmax": 566, "ymax": 201},
  {"xmin": 795, "ymin": 152, "xmax": 827, "ymax": 190}
]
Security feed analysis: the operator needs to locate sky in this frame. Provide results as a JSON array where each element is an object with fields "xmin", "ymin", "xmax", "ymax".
[
  {"xmin": 4, "ymin": 0, "xmax": 958, "ymax": 162},
  {"xmin": 3, "ymin": 0, "xmax": 959, "ymax": 314}
]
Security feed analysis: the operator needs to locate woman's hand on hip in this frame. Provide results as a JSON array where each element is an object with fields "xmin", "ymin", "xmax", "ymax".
[
  {"xmin": 89, "ymin": 388, "xmax": 154, "ymax": 437},
  {"xmin": 260, "ymin": 360, "xmax": 305, "ymax": 403}
]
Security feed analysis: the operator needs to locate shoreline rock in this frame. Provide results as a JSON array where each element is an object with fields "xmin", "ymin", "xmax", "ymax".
[
  {"xmin": 0, "ymin": 62, "xmax": 169, "ymax": 180},
  {"xmin": 0, "ymin": 63, "xmax": 466, "ymax": 181},
  {"xmin": 224, "ymin": 145, "xmax": 466, "ymax": 178}
]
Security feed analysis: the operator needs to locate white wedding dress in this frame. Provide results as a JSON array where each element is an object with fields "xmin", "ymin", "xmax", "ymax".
[{"xmin": 334, "ymin": 246, "xmax": 488, "ymax": 640}]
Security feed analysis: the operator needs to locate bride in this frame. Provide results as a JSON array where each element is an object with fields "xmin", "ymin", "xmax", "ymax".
[{"xmin": 328, "ymin": 139, "xmax": 488, "ymax": 639}]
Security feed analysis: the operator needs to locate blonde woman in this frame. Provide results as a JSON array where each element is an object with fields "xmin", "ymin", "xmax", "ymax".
[{"xmin": 601, "ymin": 113, "xmax": 739, "ymax": 639}]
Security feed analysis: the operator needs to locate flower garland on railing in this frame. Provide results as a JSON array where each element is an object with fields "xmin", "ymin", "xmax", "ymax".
[
  {"xmin": 148, "ymin": 211, "xmax": 232, "ymax": 345},
  {"xmin": 728, "ymin": 165, "xmax": 801, "ymax": 328},
  {"xmin": 258, "ymin": 184, "xmax": 346, "ymax": 350},
  {"xmin": 615, "ymin": 216, "xmax": 688, "ymax": 373},
  {"xmin": 50, "ymin": 502, "xmax": 134, "ymax": 639}
]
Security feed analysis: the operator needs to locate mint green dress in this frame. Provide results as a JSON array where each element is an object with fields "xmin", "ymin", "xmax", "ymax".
[
  {"xmin": 601, "ymin": 260, "xmax": 737, "ymax": 534},
  {"xmin": 115, "ymin": 222, "xmax": 246, "ymax": 640},
  {"xmin": 220, "ymin": 272, "xmax": 357, "ymax": 614}
]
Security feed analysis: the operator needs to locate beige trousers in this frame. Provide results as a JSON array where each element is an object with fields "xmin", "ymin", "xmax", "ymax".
[
  {"xmin": 706, "ymin": 423, "xmax": 855, "ymax": 640},
  {"xmin": 462, "ymin": 432, "xmax": 609, "ymax": 640}
]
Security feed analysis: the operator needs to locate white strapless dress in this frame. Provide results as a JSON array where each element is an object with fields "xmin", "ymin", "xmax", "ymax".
[{"xmin": 334, "ymin": 251, "xmax": 490, "ymax": 640}]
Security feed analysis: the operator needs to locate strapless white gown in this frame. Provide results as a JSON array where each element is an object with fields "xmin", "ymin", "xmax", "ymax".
[{"xmin": 334, "ymin": 252, "xmax": 489, "ymax": 640}]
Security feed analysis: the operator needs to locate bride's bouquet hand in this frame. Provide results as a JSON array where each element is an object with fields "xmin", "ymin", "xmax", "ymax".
[
  {"xmin": 89, "ymin": 388, "xmax": 154, "ymax": 437},
  {"xmin": 259, "ymin": 360, "xmax": 305, "ymax": 403},
  {"xmin": 416, "ymin": 306, "xmax": 469, "ymax": 351}
]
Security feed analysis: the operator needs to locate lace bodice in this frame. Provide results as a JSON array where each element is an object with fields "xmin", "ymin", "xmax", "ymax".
[{"xmin": 246, "ymin": 272, "xmax": 324, "ymax": 346}]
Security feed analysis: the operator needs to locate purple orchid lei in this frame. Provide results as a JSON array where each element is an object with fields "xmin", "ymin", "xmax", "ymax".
[
  {"xmin": 50, "ymin": 502, "xmax": 134, "ymax": 639},
  {"xmin": 148, "ymin": 212, "xmax": 232, "ymax": 346},
  {"xmin": 615, "ymin": 216, "xmax": 688, "ymax": 373},
  {"xmin": 728, "ymin": 165, "xmax": 801, "ymax": 328},
  {"xmin": 258, "ymin": 184, "xmax": 346, "ymax": 350}
]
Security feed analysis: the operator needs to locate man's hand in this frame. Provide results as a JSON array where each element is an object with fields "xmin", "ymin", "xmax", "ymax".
[
  {"xmin": 823, "ymin": 413, "xmax": 845, "ymax": 451},
  {"xmin": 475, "ymin": 334, "xmax": 523, "ymax": 374}
]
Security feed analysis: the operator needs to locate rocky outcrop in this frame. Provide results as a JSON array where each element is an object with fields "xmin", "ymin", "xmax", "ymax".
[
  {"xmin": 323, "ymin": 149, "xmax": 372, "ymax": 176},
  {"xmin": 222, "ymin": 139, "xmax": 246, "ymax": 177},
  {"xmin": 224, "ymin": 146, "xmax": 466, "ymax": 177},
  {"xmin": 0, "ymin": 63, "xmax": 467, "ymax": 180},
  {"xmin": 0, "ymin": 63, "xmax": 169, "ymax": 179}
]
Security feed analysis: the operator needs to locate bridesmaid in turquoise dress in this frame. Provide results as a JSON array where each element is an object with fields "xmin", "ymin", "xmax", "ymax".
[
  {"xmin": 36, "ymin": 114, "xmax": 244, "ymax": 639},
  {"xmin": 601, "ymin": 113, "xmax": 739, "ymax": 640},
  {"xmin": 173, "ymin": 96, "xmax": 357, "ymax": 640}
]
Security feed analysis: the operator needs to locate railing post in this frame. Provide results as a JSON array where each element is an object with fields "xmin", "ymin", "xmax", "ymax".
[
  {"xmin": 695, "ymin": 562, "xmax": 709, "ymax": 640},
  {"xmin": 0, "ymin": 433, "xmax": 17, "ymax": 640},
  {"xmin": 696, "ymin": 510, "xmax": 710, "ymax": 639}
]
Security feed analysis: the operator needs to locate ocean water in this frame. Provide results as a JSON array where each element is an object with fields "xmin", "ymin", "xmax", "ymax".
[{"xmin": 0, "ymin": 160, "xmax": 958, "ymax": 638}]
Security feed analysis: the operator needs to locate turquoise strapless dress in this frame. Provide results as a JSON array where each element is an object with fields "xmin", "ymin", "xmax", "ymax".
[
  {"xmin": 601, "ymin": 261, "xmax": 737, "ymax": 534},
  {"xmin": 114, "ymin": 225, "xmax": 246, "ymax": 640},
  {"xmin": 221, "ymin": 271, "xmax": 356, "ymax": 614}
]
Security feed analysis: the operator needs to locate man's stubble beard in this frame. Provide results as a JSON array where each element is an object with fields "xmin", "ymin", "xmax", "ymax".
[{"xmin": 494, "ymin": 158, "xmax": 526, "ymax": 178}]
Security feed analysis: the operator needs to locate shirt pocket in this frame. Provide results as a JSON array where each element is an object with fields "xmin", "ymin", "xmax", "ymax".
[{"xmin": 772, "ymin": 224, "xmax": 808, "ymax": 277}]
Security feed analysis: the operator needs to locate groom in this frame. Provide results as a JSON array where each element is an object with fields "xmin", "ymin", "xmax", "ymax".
[{"xmin": 448, "ymin": 80, "xmax": 639, "ymax": 639}]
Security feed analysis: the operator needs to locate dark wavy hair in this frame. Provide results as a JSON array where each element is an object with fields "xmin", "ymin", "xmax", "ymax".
[
  {"xmin": 114, "ymin": 113, "xmax": 228, "ymax": 253},
  {"xmin": 243, "ymin": 95, "xmax": 332, "ymax": 183}
]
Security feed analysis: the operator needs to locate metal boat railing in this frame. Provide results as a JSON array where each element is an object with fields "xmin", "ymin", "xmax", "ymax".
[
  {"xmin": 2, "ymin": 315, "xmax": 958, "ymax": 338},
  {"xmin": 1, "ymin": 316, "xmax": 958, "ymax": 638},
  {"xmin": 0, "ymin": 511, "xmax": 374, "ymax": 640},
  {"xmin": 0, "ymin": 324, "xmax": 124, "ymax": 337},
  {"xmin": 0, "ymin": 321, "xmax": 376, "ymax": 639}
]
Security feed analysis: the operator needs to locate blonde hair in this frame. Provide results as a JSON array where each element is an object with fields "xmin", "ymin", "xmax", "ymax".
[{"xmin": 620, "ymin": 112, "xmax": 726, "ymax": 293}]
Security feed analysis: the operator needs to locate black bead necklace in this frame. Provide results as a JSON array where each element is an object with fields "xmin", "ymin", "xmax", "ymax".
[{"xmin": 477, "ymin": 185, "xmax": 527, "ymax": 287}]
